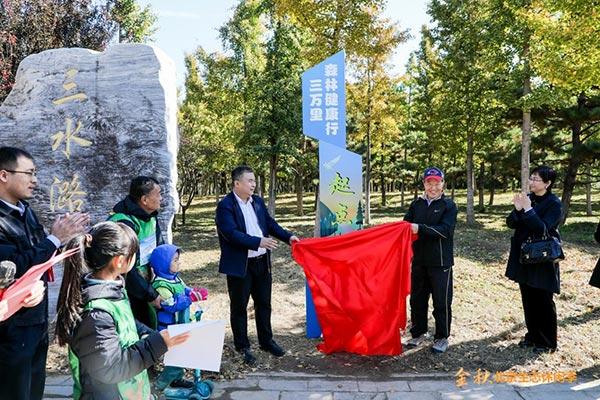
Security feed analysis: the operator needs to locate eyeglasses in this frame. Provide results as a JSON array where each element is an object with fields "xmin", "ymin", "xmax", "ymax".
[
  {"xmin": 528, "ymin": 176, "xmax": 543, "ymax": 182},
  {"xmin": 4, "ymin": 169, "xmax": 37, "ymax": 177}
]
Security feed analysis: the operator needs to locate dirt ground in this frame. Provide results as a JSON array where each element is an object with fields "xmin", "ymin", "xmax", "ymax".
[{"xmin": 46, "ymin": 191, "xmax": 600, "ymax": 381}]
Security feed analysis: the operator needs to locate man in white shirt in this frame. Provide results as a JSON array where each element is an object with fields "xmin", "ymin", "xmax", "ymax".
[{"xmin": 216, "ymin": 166, "xmax": 299, "ymax": 365}]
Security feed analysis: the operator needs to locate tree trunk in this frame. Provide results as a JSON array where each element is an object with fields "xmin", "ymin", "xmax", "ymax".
[
  {"xmin": 365, "ymin": 69, "xmax": 373, "ymax": 224},
  {"xmin": 466, "ymin": 132, "xmax": 475, "ymax": 225},
  {"xmin": 214, "ymin": 173, "xmax": 219, "ymax": 206},
  {"xmin": 488, "ymin": 160, "xmax": 496, "ymax": 206},
  {"xmin": 521, "ymin": 43, "xmax": 532, "ymax": 193},
  {"xmin": 295, "ymin": 172, "xmax": 304, "ymax": 216},
  {"xmin": 314, "ymin": 191, "xmax": 321, "ymax": 238},
  {"xmin": 268, "ymin": 155, "xmax": 277, "ymax": 216},
  {"xmin": 400, "ymin": 149, "xmax": 406, "ymax": 207},
  {"xmin": 450, "ymin": 155, "xmax": 457, "ymax": 200},
  {"xmin": 220, "ymin": 172, "xmax": 228, "ymax": 195},
  {"xmin": 478, "ymin": 161, "xmax": 485, "ymax": 212},
  {"xmin": 400, "ymin": 180, "xmax": 405, "ymax": 208},
  {"xmin": 586, "ymin": 182, "xmax": 593, "ymax": 216},
  {"xmin": 181, "ymin": 206, "xmax": 187, "ymax": 225},
  {"xmin": 413, "ymin": 171, "xmax": 419, "ymax": 200},
  {"xmin": 560, "ymin": 93, "xmax": 586, "ymax": 224},
  {"xmin": 380, "ymin": 173, "xmax": 386, "ymax": 207}
]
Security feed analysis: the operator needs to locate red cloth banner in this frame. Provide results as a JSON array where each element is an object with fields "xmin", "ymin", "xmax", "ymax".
[{"xmin": 292, "ymin": 221, "xmax": 415, "ymax": 356}]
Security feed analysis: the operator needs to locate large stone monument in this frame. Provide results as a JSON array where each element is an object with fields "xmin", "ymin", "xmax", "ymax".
[
  {"xmin": 0, "ymin": 44, "xmax": 178, "ymax": 236},
  {"xmin": 0, "ymin": 44, "xmax": 179, "ymax": 322}
]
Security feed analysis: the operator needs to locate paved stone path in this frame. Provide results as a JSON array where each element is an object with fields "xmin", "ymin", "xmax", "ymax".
[{"xmin": 44, "ymin": 372, "xmax": 600, "ymax": 399}]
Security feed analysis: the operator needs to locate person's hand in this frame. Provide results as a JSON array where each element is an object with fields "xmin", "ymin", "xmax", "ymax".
[
  {"xmin": 521, "ymin": 194, "xmax": 532, "ymax": 210},
  {"xmin": 159, "ymin": 330, "xmax": 190, "ymax": 349},
  {"xmin": 411, "ymin": 224, "xmax": 419, "ymax": 234},
  {"xmin": 189, "ymin": 287, "xmax": 208, "ymax": 302},
  {"xmin": 151, "ymin": 295, "xmax": 163, "ymax": 309},
  {"xmin": 513, "ymin": 193, "xmax": 523, "ymax": 211},
  {"xmin": 259, "ymin": 237, "xmax": 278, "ymax": 250},
  {"xmin": 289, "ymin": 235, "xmax": 300, "ymax": 244},
  {"xmin": 21, "ymin": 280, "xmax": 45, "ymax": 308},
  {"xmin": 51, "ymin": 212, "xmax": 90, "ymax": 243},
  {"xmin": 0, "ymin": 300, "xmax": 7, "ymax": 320}
]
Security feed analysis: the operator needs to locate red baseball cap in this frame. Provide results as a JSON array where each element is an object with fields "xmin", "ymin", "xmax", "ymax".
[{"xmin": 423, "ymin": 167, "xmax": 444, "ymax": 182}]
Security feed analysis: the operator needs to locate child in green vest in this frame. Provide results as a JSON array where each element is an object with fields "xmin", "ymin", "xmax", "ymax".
[
  {"xmin": 55, "ymin": 221, "xmax": 189, "ymax": 400},
  {"xmin": 149, "ymin": 244, "xmax": 209, "ymax": 391}
]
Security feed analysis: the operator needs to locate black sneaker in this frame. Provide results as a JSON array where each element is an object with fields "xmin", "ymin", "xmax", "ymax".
[
  {"xmin": 240, "ymin": 348, "xmax": 257, "ymax": 365},
  {"xmin": 169, "ymin": 378, "xmax": 195, "ymax": 389},
  {"xmin": 260, "ymin": 341, "xmax": 285, "ymax": 357}
]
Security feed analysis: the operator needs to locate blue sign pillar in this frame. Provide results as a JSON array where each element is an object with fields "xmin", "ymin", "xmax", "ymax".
[
  {"xmin": 302, "ymin": 50, "xmax": 363, "ymax": 339},
  {"xmin": 302, "ymin": 51, "xmax": 346, "ymax": 148}
]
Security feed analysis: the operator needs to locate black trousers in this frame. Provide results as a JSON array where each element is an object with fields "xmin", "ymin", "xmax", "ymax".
[
  {"xmin": 227, "ymin": 256, "xmax": 273, "ymax": 351},
  {"xmin": 129, "ymin": 296, "xmax": 154, "ymax": 329},
  {"xmin": 0, "ymin": 321, "xmax": 48, "ymax": 400},
  {"xmin": 519, "ymin": 283, "xmax": 557, "ymax": 349},
  {"xmin": 410, "ymin": 264, "xmax": 453, "ymax": 340}
]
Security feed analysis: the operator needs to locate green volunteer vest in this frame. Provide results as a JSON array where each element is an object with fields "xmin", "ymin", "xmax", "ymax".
[
  {"xmin": 109, "ymin": 213, "xmax": 158, "ymax": 278},
  {"xmin": 69, "ymin": 297, "xmax": 151, "ymax": 400},
  {"xmin": 152, "ymin": 276, "xmax": 189, "ymax": 324}
]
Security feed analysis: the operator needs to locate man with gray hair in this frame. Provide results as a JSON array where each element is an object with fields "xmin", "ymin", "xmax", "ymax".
[{"xmin": 404, "ymin": 167, "xmax": 457, "ymax": 354}]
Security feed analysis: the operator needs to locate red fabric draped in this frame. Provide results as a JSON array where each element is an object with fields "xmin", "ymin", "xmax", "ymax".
[{"xmin": 292, "ymin": 221, "xmax": 415, "ymax": 356}]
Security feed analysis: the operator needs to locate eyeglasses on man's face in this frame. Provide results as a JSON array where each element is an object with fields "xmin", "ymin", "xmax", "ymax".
[
  {"xmin": 528, "ymin": 176, "xmax": 543, "ymax": 182},
  {"xmin": 3, "ymin": 169, "xmax": 37, "ymax": 178}
]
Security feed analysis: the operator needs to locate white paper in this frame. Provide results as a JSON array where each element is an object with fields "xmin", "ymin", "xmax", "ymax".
[{"xmin": 163, "ymin": 320, "xmax": 226, "ymax": 372}]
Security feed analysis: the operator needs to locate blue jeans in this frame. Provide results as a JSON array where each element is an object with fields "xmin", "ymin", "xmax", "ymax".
[{"xmin": 154, "ymin": 365, "xmax": 184, "ymax": 390}]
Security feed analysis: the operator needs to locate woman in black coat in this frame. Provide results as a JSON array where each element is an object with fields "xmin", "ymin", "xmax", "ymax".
[{"xmin": 506, "ymin": 166, "xmax": 562, "ymax": 353}]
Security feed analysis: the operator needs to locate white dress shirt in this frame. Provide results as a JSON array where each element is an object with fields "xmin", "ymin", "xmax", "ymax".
[{"xmin": 234, "ymin": 193, "xmax": 266, "ymax": 258}]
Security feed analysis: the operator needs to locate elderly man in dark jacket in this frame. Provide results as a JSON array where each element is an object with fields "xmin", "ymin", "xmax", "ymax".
[
  {"xmin": 404, "ymin": 167, "xmax": 457, "ymax": 354},
  {"xmin": 216, "ymin": 166, "xmax": 299, "ymax": 365},
  {"xmin": 506, "ymin": 165, "xmax": 562, "ymax": 353},
  {"xmin": 109, "ymin": 176, "xmax": 165, "ymax": 328}
]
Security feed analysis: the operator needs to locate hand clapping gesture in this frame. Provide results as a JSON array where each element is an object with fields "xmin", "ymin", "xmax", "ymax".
[{"xmin": 513, "ymin": 193, "xmax": 531, "ymax": 212}]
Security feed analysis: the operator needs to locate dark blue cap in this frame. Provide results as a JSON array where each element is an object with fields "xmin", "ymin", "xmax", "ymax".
[{"xmin": 423, "ymin": 167, "xmax": 444, "ymax": 181}]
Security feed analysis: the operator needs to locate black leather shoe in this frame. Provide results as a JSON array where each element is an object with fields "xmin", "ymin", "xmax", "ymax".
[
  {"xmin": 260, "ymin": 341, "xmax": 285, "ymax": 357},
  {"xmin": 533, "ymin": 346, "xmax": 556, "ymax": 354},
  {"xmin": 518, "ymin": 338, "xmax": 535, "ymax": 348},
  {"xmin": 240, "ymin": 348, "xmax": 257, "ymax": 365}
]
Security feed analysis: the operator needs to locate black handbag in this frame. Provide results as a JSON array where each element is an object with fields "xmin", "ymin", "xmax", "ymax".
[{"xmin": 520, "ymin": 228, "xmax": 565, "ymax": 265}]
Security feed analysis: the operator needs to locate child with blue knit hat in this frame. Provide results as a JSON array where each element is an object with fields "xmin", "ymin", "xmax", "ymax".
[{"xmin": 149, "ymin": 244, "xmax": 208, "ymax": 392}]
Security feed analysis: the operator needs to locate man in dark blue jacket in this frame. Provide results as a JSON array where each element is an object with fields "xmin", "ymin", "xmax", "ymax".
[
  {"xmin": 216, "ymin": 166, "xmax": 299, "ymax": 365},
  {"xmin": 403, "ymin": 167, "xmax": 457, "ymax": 354},
  {"xmin": 0, "ymin": 147, "xmax": 88, "ymax": 400}
]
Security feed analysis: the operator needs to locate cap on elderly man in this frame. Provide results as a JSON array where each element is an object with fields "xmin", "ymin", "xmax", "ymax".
[{"xmin": 423, "ymin": 167, "xmax": 444, "ymax": 182}]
